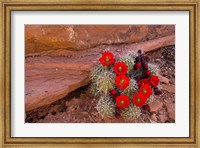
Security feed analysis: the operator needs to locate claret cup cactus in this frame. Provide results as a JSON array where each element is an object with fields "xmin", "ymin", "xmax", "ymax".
[{"xmin": 91, "ymin": 49, "xmax": 162, "ymax": 121}]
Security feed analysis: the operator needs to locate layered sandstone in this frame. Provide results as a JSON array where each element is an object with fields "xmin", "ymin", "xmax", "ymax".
[{"xmin": 25, "ymin": 25, "xmax": 175, "ymax": 55}]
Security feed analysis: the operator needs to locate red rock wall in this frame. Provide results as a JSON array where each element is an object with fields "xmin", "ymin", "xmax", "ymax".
[{"xmin": 25, "ymin": 25, "xmax": 175, "ymax": 55}]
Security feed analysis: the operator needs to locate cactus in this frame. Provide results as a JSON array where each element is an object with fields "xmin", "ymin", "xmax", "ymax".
[
  {"xmin": 95, "ymin": 71, "xmax": 115, "ymax": 96},
  {"xmin": 146, "ymin": 95, "xmax": 155, "ymax": 104},
  {"xmin": 148, "ymin": 64, "xmax": 159, "ymax": 75},
  {"xmin": 122, "ymin": 79, "xmax": 138, "ymax": 98},
  {"xmin": 120, "ymin": 51, "xmax": 138, "ymax": 74},
  {"xmin": 90, "ymin": 83, "xmax": 100, "ymax": 96},
  {"xmin": 121, "ymin": 104, "xmax": 141, "ymax": 122},
  {"xmin": 91, "ymin": 50, "xmax": 162, "ymax": 122},
  {"xmin": 90, "ymin": 65, "xmax": 105, "ymax": 81},
  {"xmin": 96, "ymin": 96, "xmax": 115, "ymax": 118},
  {"xmin": 120, "ymin": 53, "xmax": 135, "ymax": 74}
]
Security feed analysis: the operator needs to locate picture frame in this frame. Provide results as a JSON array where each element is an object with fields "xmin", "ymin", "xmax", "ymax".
[{"xmin": 0, "ymin": 0, "xmax": 199, "ymax": 147}]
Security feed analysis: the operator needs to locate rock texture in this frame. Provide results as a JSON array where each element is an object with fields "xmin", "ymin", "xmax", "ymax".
[
  {"xmin": 25, "ymin": 25, "xmax": 175, "ymax": 54},
  {"xmin": 25, "ymin": 35, "xmax": 174, "ymax": 111},
  {"xmin": 149, "ymin": 99, "xmax": 163, "ymax": 113}
]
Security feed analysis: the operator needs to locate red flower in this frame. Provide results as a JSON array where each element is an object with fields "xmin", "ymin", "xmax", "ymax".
[
  {"xmin": 113, "ymin": 62, "xmax": 128, "ymax": 75},
  {"xmin": 132, "ymin": 93, "xmax": 147, "ymax": 107},
  {"xmin": 99, "ymin": 52, "xmax": 115, "ymax": 66},
  {"xmin": 139, "ymin": 84, "xmax": 152, "ymax": 98},
  {"xmin": 116, "ymin": 94, "xmax": 130, "ymax": 109},
  {"xmin": 115, "ymin": 75, "xmax": 130, "ymax": 90},
  {"xmin": 150, "ymin": 75, "xmax": 160, "ymax": 87},
  {"xmin": 138, "ymin": 78, "xmax": 149, "ymax": 87}
]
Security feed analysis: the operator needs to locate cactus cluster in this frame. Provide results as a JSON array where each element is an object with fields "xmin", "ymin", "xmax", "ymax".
[{"xmin": 91, "ymin": 49, "xmax": 162, "ymax": 122}]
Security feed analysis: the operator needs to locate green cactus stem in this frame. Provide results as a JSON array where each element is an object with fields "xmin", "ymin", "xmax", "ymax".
[{"xmin": 96, "ymin": 96, "xmax": 115, "ymax": 118}]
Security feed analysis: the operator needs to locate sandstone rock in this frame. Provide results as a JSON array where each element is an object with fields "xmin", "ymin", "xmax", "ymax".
[
  {"xmin": 104, "ymin": 118, "xmax": 112, "ymax": 123},
  {"xmin": 161, "ymin": 84, "xmax": 175, "ymax": 93},
  {"xmin": 158, "ymin": 109, "xmax": 166, "ymax": 115},
  {"xmin": 25, "ymin": 68, "xmax": 90, "ymax": 111},
  {"xmin": 158, "ymin": 74, "xmax": 170, "ymax": 84},
  {"xmin": 25, "ymin": 25, "xmax": 175, "ymax": 54},
  {"xmin": 26, "ymin": 35, "xmax": 174, "ymax": 111},
  {"xmin": 111, "ymin": 117, "xmax": 126, "ymax": 123},
  {"xmin": 157, "ymin": 109, "xmax": 169, "ymax": 123},
  {"xmin": 158, "ymin": 114, "xmax": 168, "ymax": 123},
  {"xmin": 151, "ymin": 113, "xmax": 157, "ymax": 122},
  {"xmin": 164, "ymin": 97, "xmax": 175, "ymax": 104},
  {"xmin": 165, "ymin": 103, "xmax": 175, "ymax": 121},
  {"xmin": 149, "ymin": 100, "xmax": 163, "ymax": 113}
]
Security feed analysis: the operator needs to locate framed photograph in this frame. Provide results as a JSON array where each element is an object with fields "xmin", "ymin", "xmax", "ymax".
[{"xmin": 0, "ymin": 0, "xmax": 199, "ymax": 147}]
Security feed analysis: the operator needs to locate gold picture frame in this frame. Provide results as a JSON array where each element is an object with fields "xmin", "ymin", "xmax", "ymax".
[{"xmin": 0, "ymin": 0, "xmax": 199, "ymax": 147}]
